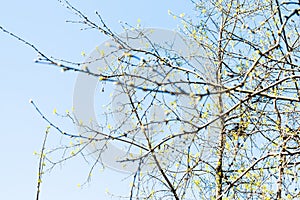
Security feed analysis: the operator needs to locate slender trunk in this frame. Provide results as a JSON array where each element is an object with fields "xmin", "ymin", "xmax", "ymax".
[{"xmin": 215, "ymin": 19, "xmax": 225, "ymax": 200}]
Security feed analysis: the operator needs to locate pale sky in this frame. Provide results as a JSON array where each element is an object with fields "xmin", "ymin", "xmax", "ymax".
[{"xmin": 0, "ymin": 0, "xmax": 194, "ymax": 199}]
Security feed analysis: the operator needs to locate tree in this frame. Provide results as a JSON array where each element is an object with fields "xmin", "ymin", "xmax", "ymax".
[{"xmin": 2, "ymin": 0, "xmax": 300, "ymax": 199}]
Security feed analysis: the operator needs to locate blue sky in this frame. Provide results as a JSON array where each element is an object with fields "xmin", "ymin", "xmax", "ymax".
[{"xmin": 0, "ymin": 1, "xmax": 194, "ymax": 199}]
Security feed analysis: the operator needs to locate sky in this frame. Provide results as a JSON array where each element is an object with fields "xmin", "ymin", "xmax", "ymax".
[{"xmin": 0, "ymin": 1, "xmax": 194, "ymax": 199}]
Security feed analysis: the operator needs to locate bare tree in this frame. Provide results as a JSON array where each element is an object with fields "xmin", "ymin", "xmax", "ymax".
[{"xmin": 2, "ymin": 0, "xmax": 300, "ymax": 199}]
